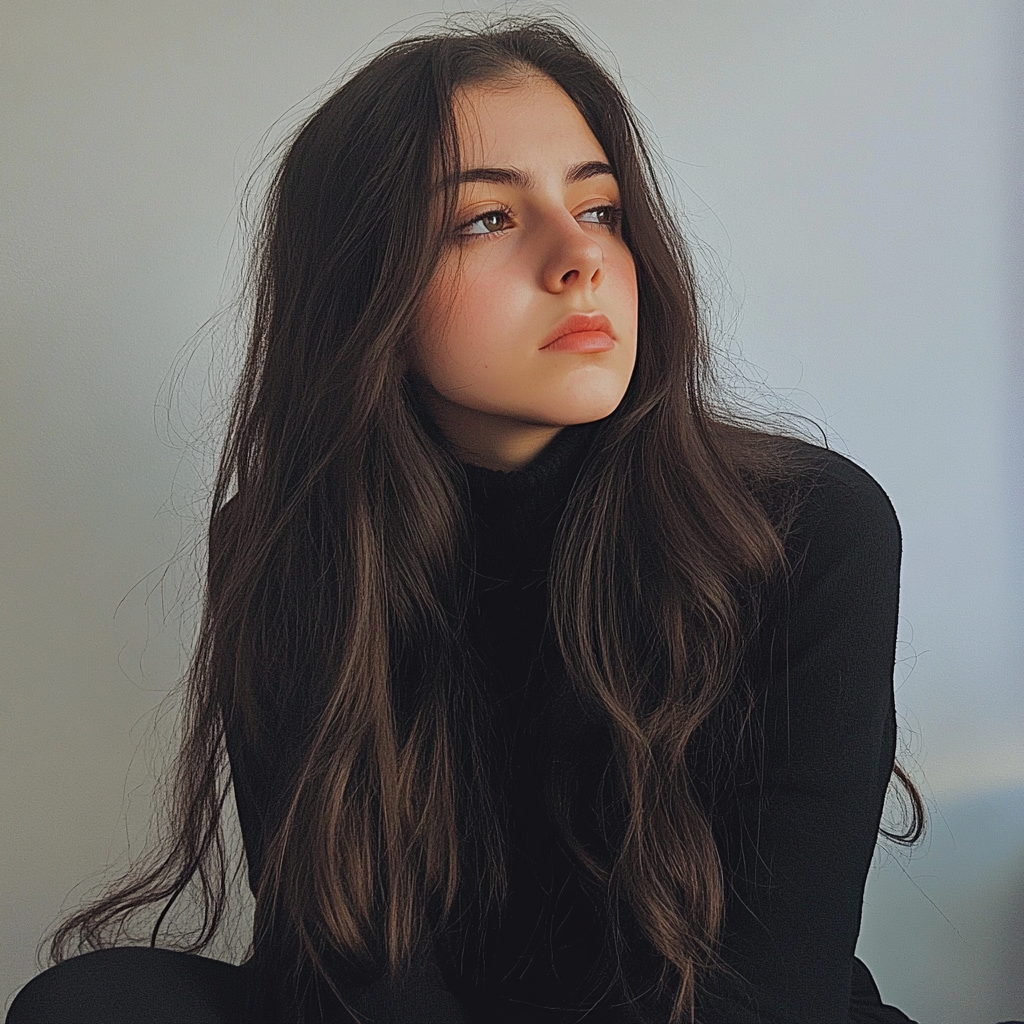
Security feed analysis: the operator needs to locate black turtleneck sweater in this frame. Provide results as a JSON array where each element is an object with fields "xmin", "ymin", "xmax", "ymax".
[{"xmin": 225, "ymin": 421, "xmax": 917, "ymax": 1024}]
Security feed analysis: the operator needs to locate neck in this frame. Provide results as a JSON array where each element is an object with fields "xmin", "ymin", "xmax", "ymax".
[{"xmin": 407, "ymin": 375, "xmax": 581, "ymax": 472}]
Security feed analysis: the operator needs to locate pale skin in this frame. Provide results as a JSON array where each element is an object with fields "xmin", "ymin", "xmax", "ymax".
[{"xmin": 410, "ymin": 73, "xmax": 639, "ymax": 472}]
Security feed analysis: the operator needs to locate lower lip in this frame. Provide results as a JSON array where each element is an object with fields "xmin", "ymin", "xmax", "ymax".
[{"xmin": 542, "ymin": 331, "xmax": 615, "ymax": 353}]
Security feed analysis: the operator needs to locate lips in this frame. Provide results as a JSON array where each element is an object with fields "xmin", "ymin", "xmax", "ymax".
[{"xmin": 540, "ymin": 312, "xmax": 615, "ymax": 349}]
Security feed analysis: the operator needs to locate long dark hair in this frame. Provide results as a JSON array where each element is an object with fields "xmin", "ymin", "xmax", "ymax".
[{"xmin": 48, "ymin": 14, "xmax": 925, "ymax": 1023}]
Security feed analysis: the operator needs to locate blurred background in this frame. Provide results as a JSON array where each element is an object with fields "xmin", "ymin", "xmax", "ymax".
[{"xmin": 2, "ymin": 2, "xmax": 1021, "ymax": 1021}]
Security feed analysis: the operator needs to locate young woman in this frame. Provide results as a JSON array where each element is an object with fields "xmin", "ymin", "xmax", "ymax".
[{"xmin": 9, "ymin": 16, "xmax": 948, "ymax": 1024}]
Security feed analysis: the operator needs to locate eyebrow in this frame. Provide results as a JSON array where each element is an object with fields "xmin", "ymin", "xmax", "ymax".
[{"xmin": 440, "ymin": 160, "xmax": 616, "ymax": 192}]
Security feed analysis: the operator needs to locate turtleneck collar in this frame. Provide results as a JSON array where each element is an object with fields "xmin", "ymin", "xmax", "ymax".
[
  {"xmin": 459, "ymin": 419, "xmax": 598, "ymax": 499},
  {"xmin": 458, "ymin": 420, "xmax": 601, "ymax": 587}
]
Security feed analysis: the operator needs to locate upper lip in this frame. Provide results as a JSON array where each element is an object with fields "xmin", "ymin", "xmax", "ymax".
[{"xmin": 540, "ymin": 312, "xmax": 615, "ymax": 349}]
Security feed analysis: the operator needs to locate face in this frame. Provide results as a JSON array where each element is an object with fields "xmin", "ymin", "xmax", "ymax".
[{"xmin": 409, "ymin": 73, "xmax": 639, "ymax": 471}]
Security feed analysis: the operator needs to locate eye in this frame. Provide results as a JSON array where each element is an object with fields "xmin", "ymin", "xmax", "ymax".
[
  {"xmin": 579, "ymin": 204, "xmax": 623, "ymax": 231},
  {"xmin": 455, "ymin": 202, "xmax": 624, "ymax": 240},
  {"xmin": 458, "ymin": 206, "xmax": 513, "ymax": 237}
]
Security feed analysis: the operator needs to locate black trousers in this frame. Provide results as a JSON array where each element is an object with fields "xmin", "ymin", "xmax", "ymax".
[
  {"xmin": 4, "ymin": 948, "xmax": 470, "ymax": 1024},
  {"xmin": 8, "ymin": 948, "xmax": 1023, "ymax": 1024},
  {"xmin": 6, "ymin": 949, "xmax": 243, "ymax": 1024}
]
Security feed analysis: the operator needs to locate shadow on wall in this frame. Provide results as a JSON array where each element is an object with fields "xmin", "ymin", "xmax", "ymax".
[{"xmin": 857, "ymin": 784, "xmax": 1024, "ymax": 1024}]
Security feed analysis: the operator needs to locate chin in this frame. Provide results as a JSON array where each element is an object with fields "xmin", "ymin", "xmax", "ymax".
[{"xmin": 552, "ymin": 393, "xmax": 629, "ymax": 425}]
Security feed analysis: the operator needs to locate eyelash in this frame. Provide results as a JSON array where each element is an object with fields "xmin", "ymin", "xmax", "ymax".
[{"xmin": 456, "ymin": 203, "xmax": 624, "ymax": 239}]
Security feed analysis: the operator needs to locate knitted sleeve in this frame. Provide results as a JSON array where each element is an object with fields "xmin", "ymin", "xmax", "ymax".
[
  {"xmin": 214, "ymin": 499, "xmax": 474, "ymax": 1024},
  {"xmin": 687, "ymin": 449, "xmax": 915, "ymax": 1024}
]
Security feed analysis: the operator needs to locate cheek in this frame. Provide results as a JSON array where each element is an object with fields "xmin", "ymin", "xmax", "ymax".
[
  {"xmin": 414, "ymin": 272, "xmax": 494, "ymax": 384},
  {"xmin": 414, "ymin": 267, "xmax": 459, "ymax": 367},
  {"xmin": 441, "ymin": 262, "xmax": 511, "ymax": 363},
  {"xmin": 619, "ymin": 249, "xmax": 639, "ymax": 304},
  {"xmin": 450, "ymin": 284, "xmax": 491, "ymax": 351}
]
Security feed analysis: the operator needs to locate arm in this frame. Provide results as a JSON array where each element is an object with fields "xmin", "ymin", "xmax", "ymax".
[
  {"xmin": 213, "ymin": 500, "xmax": 475, "ymax": 1024},
  {"xmin": 691, "ymin": 451, "xmax": 913, "ymax": 1023}
]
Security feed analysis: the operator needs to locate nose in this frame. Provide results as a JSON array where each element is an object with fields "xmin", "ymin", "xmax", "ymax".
[{"xmin": 540, "ymin": 212, "xmax": 604, "ymax": 294}]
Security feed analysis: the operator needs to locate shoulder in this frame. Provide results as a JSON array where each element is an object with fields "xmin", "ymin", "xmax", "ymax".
[
  {"xmin": 208, "ymin": 492, "xmax": 247, "ymax": 569},
  {"xmin": 760, "ymin": 438, "xmax": 902, "ymax": 576},
  {"xmin": 210, "ymin": 491, "xmax": 240, "ymax": 542},
  {"xmin": 206, "ymin": 492, "xmax": 248, "ymax": 608}
]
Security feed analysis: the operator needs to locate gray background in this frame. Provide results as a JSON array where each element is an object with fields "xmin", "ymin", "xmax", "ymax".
[{"xmin": 2, "ymin": 2, "xmax": 1021, "ymax": 1021}]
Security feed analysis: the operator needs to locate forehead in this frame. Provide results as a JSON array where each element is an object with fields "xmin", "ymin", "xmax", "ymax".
[{"xmin": 451, "ymin": 74, "xmax": 607, "ymax": 167}]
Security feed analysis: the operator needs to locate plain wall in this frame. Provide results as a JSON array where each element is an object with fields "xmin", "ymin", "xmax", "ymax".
[{"xmin": 2, "ymin": 2, "xmax": 1021, "ymax": 1021}]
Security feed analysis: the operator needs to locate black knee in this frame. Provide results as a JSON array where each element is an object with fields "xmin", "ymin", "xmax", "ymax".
[{"xmin": 6, "ymin": 948, "xmax": 241, "ymax": 1024}]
